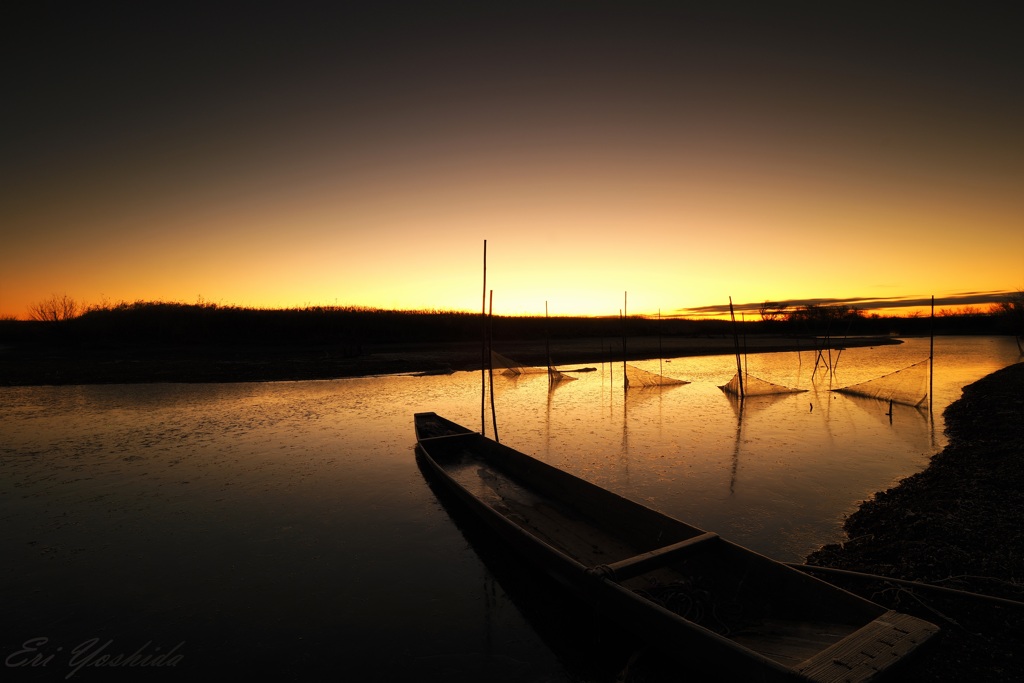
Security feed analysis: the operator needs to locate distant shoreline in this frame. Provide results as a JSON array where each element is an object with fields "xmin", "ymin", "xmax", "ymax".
[{"xmin": 0, "ymin": 334, "xmax": 901, "ymax": 386}]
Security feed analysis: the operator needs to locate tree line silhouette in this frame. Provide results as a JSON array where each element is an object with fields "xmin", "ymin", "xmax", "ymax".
[{"xmin": 2, "ymin": 295, "xmax": 1021, "ymax": 350}]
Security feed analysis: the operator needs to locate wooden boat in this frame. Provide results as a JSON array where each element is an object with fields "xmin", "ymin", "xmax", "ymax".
[{"xmin": 414, "ymin": 412, "xmax": 938, "ymax": 682}]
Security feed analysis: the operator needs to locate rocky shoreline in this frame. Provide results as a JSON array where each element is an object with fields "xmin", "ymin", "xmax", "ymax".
[{"xmin": 805, "ymin": 361, "xmax": 1024, "ymax": 681}]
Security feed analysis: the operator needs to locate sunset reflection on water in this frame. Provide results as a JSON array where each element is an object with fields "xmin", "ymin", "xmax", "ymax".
[{"xmin": 0, "ymin": 335, "xmax": 1018, "ymax": 679}]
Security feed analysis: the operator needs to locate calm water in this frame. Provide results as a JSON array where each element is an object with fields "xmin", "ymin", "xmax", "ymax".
[{"xmin": 1, "ymin": 336, "xmax": 1019, "ymax": 681}]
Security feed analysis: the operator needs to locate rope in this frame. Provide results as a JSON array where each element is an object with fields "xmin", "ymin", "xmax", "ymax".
[{"xmin": 785, "ymin": 563, "xmax": 1024, "ymax": 609}]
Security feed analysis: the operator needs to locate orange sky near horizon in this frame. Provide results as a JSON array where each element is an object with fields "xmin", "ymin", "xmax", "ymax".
[{"xmin": 3, "ymin": 4, "xmax": 1022, "ymax": 321}]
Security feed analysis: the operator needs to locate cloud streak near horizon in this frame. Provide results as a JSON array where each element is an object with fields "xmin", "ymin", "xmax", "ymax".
[{"xmin": 676, "ymin": 290, "xmax": 1019, "ymax": 318}]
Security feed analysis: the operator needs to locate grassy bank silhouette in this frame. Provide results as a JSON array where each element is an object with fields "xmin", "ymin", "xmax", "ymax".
[{"xmin": 0, "ymin": 300, "xmax": 1018, "ymax": 385}]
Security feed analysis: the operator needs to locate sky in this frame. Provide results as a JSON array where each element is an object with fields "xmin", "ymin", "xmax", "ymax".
[{"xmin": 3, "ymin": 2, "xmax": 1022, "ymax": 320}]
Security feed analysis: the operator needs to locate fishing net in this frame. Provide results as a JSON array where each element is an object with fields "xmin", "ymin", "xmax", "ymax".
[
  {"xmin": 833, "ymin": 359, "xmax": 930, "ymax": 408},
  {"xmin": 491, "ymin": 351, "xmax": 546, "ymax": 377},
  {"xmin": 719, "ymin": 373, "xmax": 806, "ymax": 397},
  {"xmin": 634, "ymin": 577, "xmax": 753, "ymax": 636},
  {"xmin": 548, "ymin": 366, "xmax": 577, "ymax": 384},
  {"xmin": 624, "ymin": 364, "xmax": 689, "ymax": 388}
]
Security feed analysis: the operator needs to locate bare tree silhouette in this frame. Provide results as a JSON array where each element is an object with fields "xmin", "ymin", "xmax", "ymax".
[
  {"xmin": 991, "ymin": 290, "xmax": 1024, "ymax": 353},
  {"xmin": 28, "ymin": 294, "xmax": 81, "ymax": 321}
]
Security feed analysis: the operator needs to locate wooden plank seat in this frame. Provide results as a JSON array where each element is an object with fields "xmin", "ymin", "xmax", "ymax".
[{"xmin": 589, "ymin": 531, "xmax": 720, "ymax": 580}]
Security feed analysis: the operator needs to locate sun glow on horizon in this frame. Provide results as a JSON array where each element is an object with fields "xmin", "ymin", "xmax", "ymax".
[{"xmin": 4, "ymin": 7, "xmax": 1022, "ymax": 323}]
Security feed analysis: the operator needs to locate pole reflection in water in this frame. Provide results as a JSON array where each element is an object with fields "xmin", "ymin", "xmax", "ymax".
[{"xmin": 1, "ymin": 336, "xmax": 1018, "ymax": 680}]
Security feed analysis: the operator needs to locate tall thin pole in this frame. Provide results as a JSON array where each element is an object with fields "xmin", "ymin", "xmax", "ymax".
[
  {"xmin": 489, "ymin": 290, "xmax": 499, "ymax": 442},
  {"xmin": 545, "ymin": 301, "xmax": 551, "ymax": 370},
  {"xmin": 741, "ymin": 312, "xmax": 748, "ymax": 381},
  {"xmin": 929, "ymin": 295, "xmax": 935, "ymax": 414},
  {"xmin": 729, "ymin": 297, "xmax": 744, "ymax": 398},
  {"xmin": 481, "ymin": 240, "xmax": 487, "ymax": 434},
  {"xmin": 622, "ymin": 292, "xmax": 628, "ymax": 391},
  {"xmin": 658, "ymin": 308, "xmax": 663, "ymax": 379}
]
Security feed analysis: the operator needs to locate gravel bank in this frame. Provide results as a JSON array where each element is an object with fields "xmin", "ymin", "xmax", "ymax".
[{"xmin": 806, "ymin": 361, "xmax": 1024, "ymax": 681}]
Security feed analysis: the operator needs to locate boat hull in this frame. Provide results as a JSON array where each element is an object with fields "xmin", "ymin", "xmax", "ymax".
[{"xmin": 413, "ymin": 412, "xmax": 938, "ymax": 682}]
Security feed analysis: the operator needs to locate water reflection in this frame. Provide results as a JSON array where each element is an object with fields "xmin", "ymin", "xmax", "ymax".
[
  {"xmin": 416, "ymin": 453, "xmax": 638, "ymax": 682},
  {"xmin": 0, "ymin": 336, "xmax": 1018, "ymax": 679},
  {"xmin": 722, "ymin": 391, "xmax": 792, "ymax": 496},
  {"xmin": 511, "ymin": 337, "xmax": 1016, "ymax": 560}
]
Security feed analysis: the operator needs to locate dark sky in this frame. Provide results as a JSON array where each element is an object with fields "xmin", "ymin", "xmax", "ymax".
[{"xmin": 10, "ymin": 4, "xmax": 1020, "ymax": 162}]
